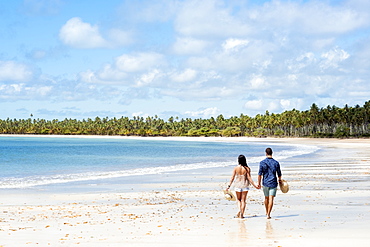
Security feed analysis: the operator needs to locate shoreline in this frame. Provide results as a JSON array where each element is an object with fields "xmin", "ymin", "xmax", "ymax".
[
  {"xmin": 2, "ymin": 133, "xmax": 369, "ymax": 144},
  {"xmin": 0, "ymin": 137, "xmax": 369, "ymax": 246}
]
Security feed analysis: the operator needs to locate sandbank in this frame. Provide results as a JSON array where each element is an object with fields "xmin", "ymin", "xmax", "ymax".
[{"xmin": 0, "ymin": 137, "xmax": 369, "ymax": 246}]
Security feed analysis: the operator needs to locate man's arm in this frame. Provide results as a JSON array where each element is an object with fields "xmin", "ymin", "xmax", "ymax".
[
  {"xmin": 257, "ymin": 175, "xmax": 262, "ymax": 189},
  {"xmin": 277, "ymin": 162, "xmax": 282, "ymax": 184},
  {"xmin": 257, "ymin": 162, "xmax": 264, "ymax": 189},
  {"xmin": 277, "ymin": 162, "xmax": 282, "ymax": 178}
]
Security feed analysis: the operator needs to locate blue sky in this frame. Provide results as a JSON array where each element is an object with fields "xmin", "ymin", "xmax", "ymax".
[{"xmin": 0, "ymin": 0, "xmax": 369, "ymax": 120}]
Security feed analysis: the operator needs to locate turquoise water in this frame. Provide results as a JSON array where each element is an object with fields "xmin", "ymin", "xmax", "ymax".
[{"xmin": 0, "ymin": 136, "xmax": 319, "ymax": 190}]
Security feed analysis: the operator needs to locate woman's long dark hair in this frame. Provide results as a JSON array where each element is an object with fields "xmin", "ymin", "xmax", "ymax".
[{"xmin": 238, "ymin": 154, "xmax": 248, "ymax": 168}]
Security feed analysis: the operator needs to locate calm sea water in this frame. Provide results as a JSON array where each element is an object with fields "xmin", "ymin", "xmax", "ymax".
[{"xmin": 0, "ymin": 136, "xmax": 319, "ymax": 190}]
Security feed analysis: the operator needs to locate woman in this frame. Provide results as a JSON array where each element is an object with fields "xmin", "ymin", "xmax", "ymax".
[{"xmin": 226, "ymin": 154, "xmax": 259, "ymax": 219}]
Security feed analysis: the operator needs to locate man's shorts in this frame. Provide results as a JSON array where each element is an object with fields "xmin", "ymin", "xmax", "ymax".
[{"xmin": 263, "ymin": 186, "xmax": 277, "ymax": 197}]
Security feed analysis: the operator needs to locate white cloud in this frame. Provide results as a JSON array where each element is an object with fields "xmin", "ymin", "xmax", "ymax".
[
  {"xmin": 79, "ymin": 70, "xmax": 121, "ymax": 85},
  {"xmin": 37, "ymin": 86, "xmax": 53, "ymax": 96},
  {"xmin": 98, "ymin": 64, "xmax": 127, "ymax": 82},
  {"xmin": 80, "ymin": 66, "xmax": 128, "ymax": 85},
  {"xmin": 280, "ymin": 99, "xmax": 291, "ymax": 110},
  {"xmin": 320, "ymin": 48, "xmax": 350, "ymax": 70},
  {"xmin": 186, "ymin": 39, "xmax": 276, "ymax": 73},
  {"xmin": 186, "ymin": 57, "xmax": 214, "ymax": 70},
  {"xmin": 162, "ymin": 81, "xmax": 237, "ymax": 101},
  {"xmin": 0, "ymin": 83, "xmax": 53, "ymax": 100},
  {"xmin": 10, "ymin": 0, "xmax": 367, "ymax": 120},
  {"xmin": 287, "ymin": 52, "xmax": 316, "ymax": 72},
  {"xmin": 115, "ymin": 52, "xmax": 165, "ymax": 72},
  {"xmin": 267, "ymin": 101, "xmax": 280, "ymax": 112},
  {"xmin": 11, "ymin": 84, "xmax": 23, "ymax": 92},
  {"xmin": 253, "ymin": 1, "xmax": 369, "ymax": 34},
  {"xmin": 185, "ymin": 107, "xmax": 219, "ymax": 118},
  {"xmin": 297, "ymin": 52, "xmax": 315, "ymax": 63},
  {"xmin": 170, "ymin": 69, "xmax": 197, "ymax": 83},
  {"xmin": 59, "ymin": 17, "xmax": 108, "ymax": 48},
  {"xmin": 136, "ymin": 69, "xmax": 162, "ymax": 87},
  {"xmin": 172, "ymin": 37, "xmax": 208, "ymax": 55},
  {"xmin": 175, "ymin": 0, "xmax": 251, "ymax": 37},
  {"xmin": 244, "ymin": 100, "xmax": 263, "ymax": 110},
  {"xmin": 222, "ymin": 38, "xmax": 249, "ymax": 51},
  {"xmin": 349, "ymin": 91, "xmax": 370, "ymax": 97},
  {"xmin": 301, "ymin": 2, "xmax": 369, "ymax": 34},
  {"xmin": 304, "ymin": 76, "xmax": 336, "ymax": 96},
  {"xmin": 0, "ymin": 61, "xmax": 33, "ymax": 82},
  {"xmin": 0, "ymin": 84, "xmax": 24, "ymax": 99},
  {"xmin": 80, "ymin": 52, "xmax": 167, "ymax": 86},
  {"xmin": 252, "ymin": 59, "xmax": 272, "ymax": 72},
  {"xmin": 79, "ymin": 70, "xmax": 96, "ymax": 83},
  {"xmin": 280, "ymin": 98, "xmax": 305, "ymax": 111},
  {"xmin": 249, "ymin": 75, "xmax": 267, "ymax": 90}
]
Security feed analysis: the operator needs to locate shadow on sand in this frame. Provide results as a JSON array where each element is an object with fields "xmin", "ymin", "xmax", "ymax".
[
  {"xmin": 274, "ymin": 214, "xmax": 300, "ymax": 218},
  {"xmin": 233, "ymin": 214, "xmax": 299, "ymax": 220}
]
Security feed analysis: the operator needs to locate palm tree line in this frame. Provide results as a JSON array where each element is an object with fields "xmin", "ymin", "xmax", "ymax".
[{"xmin": 1, "ymin": 101, "xmax": 369, "ymax": 138}]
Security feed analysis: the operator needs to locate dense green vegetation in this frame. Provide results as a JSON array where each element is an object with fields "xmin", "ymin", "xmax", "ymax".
[{"xmin": 1, "ymin": 101, "xmax": 369, "ymax": 138}]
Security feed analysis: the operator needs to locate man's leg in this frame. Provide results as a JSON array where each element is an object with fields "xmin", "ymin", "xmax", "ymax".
[
  {"xmin": 266, "ymin": 195, "xmax": 275, "ymax": 219},
  {"xmin": 264, "ymin": 196, "xmax": 269, "ymax": 216}
]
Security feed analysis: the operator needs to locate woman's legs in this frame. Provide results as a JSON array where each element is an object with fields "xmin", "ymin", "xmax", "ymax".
[
  {"xmin": 235, "ymin": 191, "xmax": 242, "ymax": 217},
  {"xmin": 236, "ymin": 191, "xmax": 248, "ymax": 218},
  {"xmin": 240, "ymin": 191, "xmax": 248, "ymax": 218}
]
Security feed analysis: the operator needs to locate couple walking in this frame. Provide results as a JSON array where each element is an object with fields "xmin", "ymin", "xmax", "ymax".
[{"xmin": 226, "ymin": 147, "xmax": 282, "ymax": 219}]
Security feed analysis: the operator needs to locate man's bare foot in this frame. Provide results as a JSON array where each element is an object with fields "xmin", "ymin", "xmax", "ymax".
[{"xmin": 267, "ymin": 216, "xmax": 271, "ymax": 219}]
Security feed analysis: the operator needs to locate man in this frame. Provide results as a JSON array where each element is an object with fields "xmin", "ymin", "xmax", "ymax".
[{"xmin": 258, "ymin": 147, "xmax": 282, "ymax": 219}]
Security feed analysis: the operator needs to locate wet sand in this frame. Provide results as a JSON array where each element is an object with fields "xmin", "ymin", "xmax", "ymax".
[{"xmin": 0, "ymin": 137, "xmax": 369, "ymax": 246}]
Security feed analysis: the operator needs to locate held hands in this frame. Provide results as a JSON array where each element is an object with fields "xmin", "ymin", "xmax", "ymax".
[{"xmin": 227, "ymin": 184, "xmax": 262, "ymax": 190}]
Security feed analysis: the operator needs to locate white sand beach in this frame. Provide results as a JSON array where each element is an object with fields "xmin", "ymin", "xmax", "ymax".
[{"xmin": 0, "ymin": 137, "xmax": 369, "ymax": 246}]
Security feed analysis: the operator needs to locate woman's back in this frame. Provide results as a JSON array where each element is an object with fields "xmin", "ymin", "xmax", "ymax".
[{"xmin": 234, "ymin": 165, "xmax": 250, "ymax": 188}]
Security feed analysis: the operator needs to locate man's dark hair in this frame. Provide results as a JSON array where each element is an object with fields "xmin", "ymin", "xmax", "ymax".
[{"xmin": 265, "ymin": 147, "xmax": 273, "ymax": 155}]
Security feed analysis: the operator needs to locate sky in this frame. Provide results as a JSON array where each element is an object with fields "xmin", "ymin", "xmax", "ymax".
[{"xmin": 0, "ymin": 0, "xmax": 369, "ymax": 120}]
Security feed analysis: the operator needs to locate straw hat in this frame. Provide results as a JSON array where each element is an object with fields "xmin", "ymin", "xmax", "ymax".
[
  {"xmin": 223, "ymin": 190, "xmax": 236, "ymax": 201},
  {"xmin": 279, "ymin": 179, "xmax": 289, "ymax": 193}
]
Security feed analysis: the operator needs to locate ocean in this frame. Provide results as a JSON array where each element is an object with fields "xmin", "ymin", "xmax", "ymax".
[{"xmin": 0, "ymin": 136, "xmax": 319, "ymax": 192}]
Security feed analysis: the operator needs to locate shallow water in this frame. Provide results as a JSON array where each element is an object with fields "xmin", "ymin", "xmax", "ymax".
[{"xmin": 0, "ymin": 136, "xmax": 319, "ymax": 191}]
